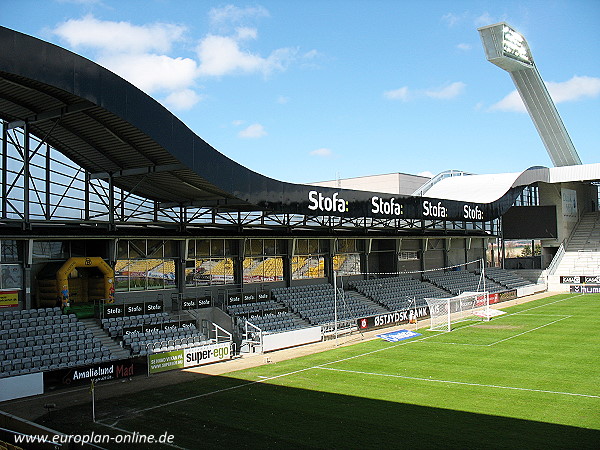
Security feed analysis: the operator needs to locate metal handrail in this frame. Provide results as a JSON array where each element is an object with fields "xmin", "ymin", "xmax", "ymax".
[{"xmin": 547, "ymin": 243, "xmax": 564, "ymax": 275}]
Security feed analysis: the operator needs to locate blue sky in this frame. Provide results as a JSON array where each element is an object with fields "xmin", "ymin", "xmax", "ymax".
[{"xmin": 2, "ymin": 0, "xmax": 599, "ymax": 184}]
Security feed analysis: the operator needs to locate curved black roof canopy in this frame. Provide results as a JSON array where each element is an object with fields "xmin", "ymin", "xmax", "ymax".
[{"xmin": 0, "ymin": 26, "xmax": 528, "ymax": 222}]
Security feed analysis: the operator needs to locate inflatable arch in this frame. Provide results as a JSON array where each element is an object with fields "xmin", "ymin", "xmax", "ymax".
[{"xmin": 57, "ymin": 257, "xmax": 115, "ymax": 307}]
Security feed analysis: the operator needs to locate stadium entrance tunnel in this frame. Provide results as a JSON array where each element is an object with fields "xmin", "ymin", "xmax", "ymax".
[{"xmin": 36, "ymin": 257, "xmax": 115, "ymax": 310}]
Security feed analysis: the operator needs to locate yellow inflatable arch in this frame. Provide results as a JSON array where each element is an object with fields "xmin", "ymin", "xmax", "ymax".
[{"xmin": 56, "ymin": 257, "xmax": 115, "ymax": 306}]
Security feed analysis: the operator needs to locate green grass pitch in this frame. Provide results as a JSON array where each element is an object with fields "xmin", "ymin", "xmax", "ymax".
[{"xmin": 51, "ymin": 293, "xmax": 600, "ymax": 448}]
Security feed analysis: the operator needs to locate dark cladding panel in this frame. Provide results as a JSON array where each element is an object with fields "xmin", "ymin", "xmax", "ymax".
[
  {"xmin": 73, "ymin": 53, "xmax": 101, "ymax": 105},
  {"xmin": 503, "ymin": 206, "xmax": 557, "ymax": 239}
]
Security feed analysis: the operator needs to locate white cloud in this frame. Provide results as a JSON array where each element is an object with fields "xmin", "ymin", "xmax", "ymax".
[
  {"xmin": 50, "ymin": 8, "xmax": 302, "ymax": 112},
  {"xmin": 474, "ymin": 12, "xmax": 495, "ymax": 27},
  {"xmin": 277, "ymin": 96, "xmax": 290, "ymax": 104},
  {"xmin": 490, "ymin": 90, "xmax": 525, "ymax": 112},
  {"xmin": 239, "ymin": 123, "xmax": 267, "ymax": 138},
  {"xmin": 163, "ymin": 89, "xmax": 203, "ymax": 111},
  {"xmin": 384, "ymin": 87, "xmax": 410, "ymax": 101},
  {"xmin": 547, "ymin": 76, "xmax": 600, "ymax": 103},
  {"xmin": 55, "ymin": 0, "xmax": 103, "ymax": 5},
  {"xmin": 310, "ymin": 148, "xmax": 333, "ymax": 157},
  {"xmin": 441, "ymin": 12, "xmax": 462, "ymax": 27},
  {"xmin": 209, "ymin": 5, "xmax": 270, "ymax": 29},
  {"xmin": 457, "ymin": 43, "xmax": 471, "ymax": 51},
  {"xmin": 236, "ymin": 27, "xmax": 258, "ymax": 40},
  {"xmin": 52, "ymin": 15, "xmax": 186, "ymax": 54},
  {"xmin": 386, "ymin": 82, "xmax": 465, "ymax": 102},
  {"xmin": 490, "ymin": 76, "xmax": 600, "ymax": 112},
  {"xmin": 425, "ymin": 81, "xmax": 466, "ymax": 100},
  {"xmin": 196, "ymin": 34, "xmax": 295, "ymax": 77},
  {"xmin": 100, "ymin": 53, "xmax": 198, "ymax": 93}
]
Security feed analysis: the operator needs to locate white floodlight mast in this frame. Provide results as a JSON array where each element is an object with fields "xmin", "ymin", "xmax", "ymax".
[{"xmin": 478, "ymin": 22, "xmax": 582, "ymax": 167}]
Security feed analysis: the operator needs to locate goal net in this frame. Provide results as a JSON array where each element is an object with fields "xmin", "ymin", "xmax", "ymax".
[{"xmin": 425, "ymin": 291, "xmax": 490, "ymax": 332}]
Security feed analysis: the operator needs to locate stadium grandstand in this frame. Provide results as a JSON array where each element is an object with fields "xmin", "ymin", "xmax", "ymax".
[{"xmin": 0, "ymin": 21, "xmax": 599, "ymax": 404}]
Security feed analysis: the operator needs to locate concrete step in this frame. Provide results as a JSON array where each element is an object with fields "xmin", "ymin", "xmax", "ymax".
[{"xmin": 81, "ymin": 318, "xmax": 131, "ymax": 360}]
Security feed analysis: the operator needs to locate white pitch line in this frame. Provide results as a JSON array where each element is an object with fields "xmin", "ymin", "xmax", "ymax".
[
  {"xmin": 424, "ymin": 315, "xmax": 572, "ymax": 347},
  {"xmin": 317, "ymin": 367, "xmax": 600, "ymax": 399},
  {"xmin": 124, "ymin": 332, "xmax": 444, "ymax": 418},
  {"xmin": 513, "ymin": 313, "xmax": 575, "ymax": 316},
  {"xmin": 132, "ymin": 365, "xmax": 315, "ymax": 414},
  {"xmin": 486, "ymin": 315, "xmax": 571, "ymax": 346},
  {"xmin": 511, "ymin": 294, "xmax": 583, "ymax": 315},
  {"xmin": 117, "ymin": 293, "xmax": 588, "ymax": 419}
]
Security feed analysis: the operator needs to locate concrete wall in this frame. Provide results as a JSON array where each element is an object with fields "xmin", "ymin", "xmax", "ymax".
[{"xmin": 539, "ymin": 181, "xmax": 597, "ymax": 247}]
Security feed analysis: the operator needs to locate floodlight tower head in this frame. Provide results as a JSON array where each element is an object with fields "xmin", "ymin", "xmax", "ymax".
[
  {"xmin": 478, "ymin": 22, "xmax": 534, "ymax": 71},
  {"xmin": 478, "ymin": 22, "xmax": 582, "ymax": 167}
]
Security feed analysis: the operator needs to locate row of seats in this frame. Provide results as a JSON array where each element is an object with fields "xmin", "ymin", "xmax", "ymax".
[
  {"xmin": 0, "ymin": 307, "xmax": 116, "ymax": 378},
  {"xmin": 1, "ymin": 313, "xmax": 78, "ymax": 331},
  {"xmin": 480, "ymin": 267, "xmax": 534, "ymax": 289},
  {"xmin": 273, "ymin": 284, "xmax": 383, "ymax": 326},
  {"xmin": 101, "ymin": 312, "xmax": 186, "ymax": 338},
  {"xmin": 0, "ymin": 348, "xmax": 112, "ymax": 378},
  {"xmin": 350, "ymin": 276, "xmax": 449, "ymax": 311},
  {"xmin": 0, "ymin": 330, "xmax": 97, "ymax": 351},
  {"xmin": 0, "ymin": 339, "xmax": 99, "ymax": 360},
  {"xmin": 0, "ymin": 307, "xmax": 62, "ymax": 320},
  {"xmin": 123, "ymin": 326, "xmax": 208, "ymax": 356},
  {"xmin": 227, "ymin": 300, "xmax": 286, "ymax": 317},
  {"xmin": 246, "ymin": 311, "xmax": 309, "ymax": 333},
  {"xmin": 100, "ymin": 312, "xmax": 170, "ymax": 328},
  {"xmin": 272, "ymin": 283, "xmax": 331, "ymax": 297},
  {"xmin": 424, "ymin": 271, "xmax": 505, "ymax": 296},
  {"xmin": 1, "ymin": 322, "xmax": 85, "ymax": 340}
]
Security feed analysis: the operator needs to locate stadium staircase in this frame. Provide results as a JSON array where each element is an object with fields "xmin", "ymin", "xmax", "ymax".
[
  {"xmin": 81, "ymin": 318, "xmax": 131, "ymax": 360},
  {"xmin": 547, "ymin": 212, "xmax": 600, "ymax": 290}
]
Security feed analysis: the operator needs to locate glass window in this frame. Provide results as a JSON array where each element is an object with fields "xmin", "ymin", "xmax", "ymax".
[
  {"xmin": 0, "ymin": 240, "xmax": 19, "ymax": 262},
  {"xmin": 114, "ymin": 239, "xmax": 177, "ymax": 292},
  {"xmin": 293, "ymin": 239, "xmax": 326, "ymax": 280},
  {"xmin": 32, "ymin": 241, "xmax": 69, "ymax": 261},
  {"xmin": 185, "ymin": 239, "xmax": 237, "ymax": 286}
]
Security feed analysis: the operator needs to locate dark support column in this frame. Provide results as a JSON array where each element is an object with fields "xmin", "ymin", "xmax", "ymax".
[
  {"xmin": 500, "ymin": 216, "xmax": 505, "ymax": 269},
  {"xmin": 108, "ymin": 239, "xmax": 117, "ymax": 268},
  {"xmin": 394, "ymin": 238, "xmax": 402, "ymax": 273},
  {"xmin": 1, "ymin": 121, "xmax": 7, "ymax": 219},
  {"xmin": 361, "ymin": 239, "xmax": 372, "ymax": 279},
  {"xmin": 84, "ymin": 169, "xmax": 90, "ymax": 221},
  {"xmin": 419, "ymin": 239, "xmax": 426, "ymax": 280},
  {"xmin": 177, "ymin": 240, "xmax": 187, "ymax": 299},
  {"xmin": 282, "ymin": 239, "xmax": 292, "ymax": 288},
  {"xmin": 443, "ymin": 238, "xmax": 449, "ymax": 269},
  {"xmin": 45, "ymin": 144, "xmax": 51, "ymax": 220},
  {"xmin": 23, "ymin": 122, "xmax": 30, "ymax": 226},
  {"xmin": 179, "ymin": 205, "xmax": 186, "ymax": 233},
  {"xmin": 234, "ymin": 239, "xmax": 244, "ymax": 288},
  {"xmin": 324, "ymin": 239, "xmax": 334, "ymax": 284},
  {"xmin": 24, "ymin": 239, "xmax": 32, "ymax": 309},
  {"xmin": 108, "ymin": 173, "xmax": 115, "ymax": 230}
]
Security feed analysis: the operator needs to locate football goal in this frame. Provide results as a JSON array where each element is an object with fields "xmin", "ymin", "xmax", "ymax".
[{"xmin": 425, "ymin": 291, "xmax": 490, "ymax": 332}]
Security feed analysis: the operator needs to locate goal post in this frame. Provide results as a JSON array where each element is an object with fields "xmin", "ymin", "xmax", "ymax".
[{"xmin": 425, "ymin": 291, "xmax": 490, "ymax": 332}]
